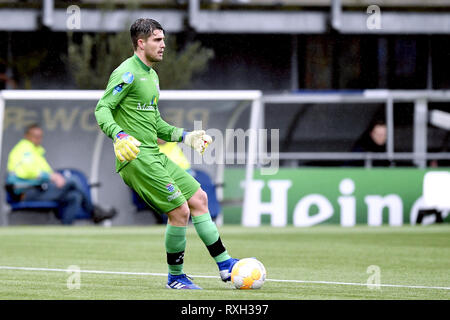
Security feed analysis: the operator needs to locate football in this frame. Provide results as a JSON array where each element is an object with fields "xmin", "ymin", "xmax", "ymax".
[{"xmin": 231, "ymin": 258, "xmax": 266, "ymax": 290}]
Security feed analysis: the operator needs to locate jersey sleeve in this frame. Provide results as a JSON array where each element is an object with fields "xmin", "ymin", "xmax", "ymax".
[
  {"xmin": 95, "ymin": 69, "xmax": 134, "ymax": 139},
  {"xmin": 155, "ymin": 106, "xmax": 184, "ymax": 142}
]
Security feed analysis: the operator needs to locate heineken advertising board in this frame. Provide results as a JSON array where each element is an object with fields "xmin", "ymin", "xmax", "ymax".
[{"xmin": 222, "ymin": 168, "xmax": 450, "ymax": 226}]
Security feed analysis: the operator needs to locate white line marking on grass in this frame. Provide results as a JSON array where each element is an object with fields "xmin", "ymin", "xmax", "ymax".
[
  {"xmin": 1, "ymin": 266, "xmax": 449, "ymax": 290},
  {"xmin": 264, "ymin": 278, "xmax": 450, "ymax": 290}
]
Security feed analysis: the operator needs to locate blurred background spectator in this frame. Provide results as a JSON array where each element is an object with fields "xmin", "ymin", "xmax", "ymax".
[
  {"xmin": 6, "ymin": 123, "xmax": 117, "ymax": 225},
  {"xmin": 350, "ymin": 118, "xmax": 391, "ymax": 167}
]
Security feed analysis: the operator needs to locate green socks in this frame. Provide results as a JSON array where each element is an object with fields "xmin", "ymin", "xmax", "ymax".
[
  {"xmin": 192, "ymin": 213, "xmax": 231, "ymax": 263},
  {"xmin": 165, "ymin": 213, "xmax": 231, "ymax": 276},
  {"xmin": 165, "ymin": 224, "xmax": 186, "ymax": 275}
]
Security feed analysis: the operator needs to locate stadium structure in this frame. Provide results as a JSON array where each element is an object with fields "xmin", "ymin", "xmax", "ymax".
[{"xmin": 0, "ymin": 0, "xmax": 449, "ymax": 302}]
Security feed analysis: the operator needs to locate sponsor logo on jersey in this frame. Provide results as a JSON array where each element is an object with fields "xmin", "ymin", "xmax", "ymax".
[
  {"xmin": 136, "ymin": 95, "xmax": 158, "ymax": 111},
  {"xmin": 136, "ymin": 102, "xmax": 155, "ymax": 111},
  {"xmin": 151, "ymin": 95, "xmax": 158, "ymax": 106},
  {"xmin": 113, "ymin": 84, "xmax": 124, "ymax": 95},
  {"xmin": 167, "ymin": 190, "xmax": 182, "ymax": 202},
  {"xmin": 166, "ymin": 183, "xmax": 175, "ymax": 193},
  {"xmin": 122, "ymin": 72, "xmax": 134, "ymax": 84}
]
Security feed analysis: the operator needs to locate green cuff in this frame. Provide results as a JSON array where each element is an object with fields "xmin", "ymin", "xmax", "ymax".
[
  {"xmin": 166, "ymin": 224, "xmax": 187, "ymax": 236},
  {"xmin": 171, "ymin": 127, "xmax": 185, "ymax": 142},
  {"xmin": 192, "ymin": 213, "xmax": 212, "ymax": 224}
]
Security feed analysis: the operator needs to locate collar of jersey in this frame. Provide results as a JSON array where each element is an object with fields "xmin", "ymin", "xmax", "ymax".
[{"xmin": 133, "ymin": 54, "xmax": 151, "ymax": 72}]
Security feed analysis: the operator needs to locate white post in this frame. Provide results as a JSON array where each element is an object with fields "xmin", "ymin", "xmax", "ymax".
[
  {"xmin": 43, "ymin": 0, "xmax": 54, "ymax": 28},
  {"xmin": 413, "ymin": 98, "xmax": 428, "ymax": 168},
  {"xmin": 331, "ymin": 0, "xmax": 342, "ymax": 31},
  {"xmin": 0, "ymin": 92, "xmax": 5, "ymax": 172},
  {"xmin": 386, "ymin": 94, "xmax": 394, "ymax": 164},
  {"xmin": 242, "ymin": 97, "xmax": 262, "ymax": 225},
  {"xmin": 189, "ymin": 0, "xmax": 200, "ymax": 30},
  {"xmin": 0, "ymin": 92, "xmax": 6, "ymax": 225},
  {"xmin": 90, "ymin": 130, "xmax": 105, "ymax": 204}
]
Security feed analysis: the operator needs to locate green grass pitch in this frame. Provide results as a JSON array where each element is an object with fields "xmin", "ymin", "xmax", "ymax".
[{"xmin": 0, "ymin": 225, "xmax": 449, "ymax": 300}]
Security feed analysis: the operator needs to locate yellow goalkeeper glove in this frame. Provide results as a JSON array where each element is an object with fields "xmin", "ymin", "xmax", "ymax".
[
  {"xmin": 183, "ymin": 130, "xmax": 212, "ymax": 155},
  {"xmin": 113, "ymin": 131, "xmax": 141, "ymax": 162}
]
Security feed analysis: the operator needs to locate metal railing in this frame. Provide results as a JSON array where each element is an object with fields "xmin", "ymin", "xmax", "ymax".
[{"xmin": 255, "ymin": 90, "xmax": 450, "ymax": 169}]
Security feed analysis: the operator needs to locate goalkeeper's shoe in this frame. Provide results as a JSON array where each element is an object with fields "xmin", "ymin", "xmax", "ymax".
[
  {"xmin": 166, "ymin": 274, "xmax": 202, "ymax": 290},
  {"xmin": 217, "ymin": 258, "xmax": 239, "ymax": 282}
]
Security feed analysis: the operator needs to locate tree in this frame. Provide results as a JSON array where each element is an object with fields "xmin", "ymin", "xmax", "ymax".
[
  {"xmin": 65, "ymin": 1, "xmax": 214, "ymax": 89},
  {"xmin": 154, "ymin": 36, "xmax": 214, "ymax": 89},
  {"xmin": 67, "ymin": 31, "xmax": 214, "ymax": 90},
  {"xmin": 67, "ymin": 30, "xmax": 132, "ymax": 89}
]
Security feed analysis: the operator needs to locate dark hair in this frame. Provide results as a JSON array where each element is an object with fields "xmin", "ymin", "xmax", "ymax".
[
  {"xmin": 368, "ymin": 118, "xmax": 386, "ymax": 132},
  {"xmin": 130, "ymin": 18, "xmax": 165, "ymax": 51},
  {"xmin": 24, "ymin": 123, "xmax": 41, "ymax": 135}
]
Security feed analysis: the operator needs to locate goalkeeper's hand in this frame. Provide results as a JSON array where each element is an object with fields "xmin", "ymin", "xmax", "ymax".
[
  {"xmin": 183, "ymin": 130, "xmax": 212, "ymax": 155},
  {"xmin": 113, "ymin": 131, "xmax": 141, "ymax": 162}
]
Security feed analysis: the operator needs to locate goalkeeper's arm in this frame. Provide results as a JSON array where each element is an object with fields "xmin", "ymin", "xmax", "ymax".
[{"xmin": 153, "ymin": 106, "xmax": 212, "ymax": 154}]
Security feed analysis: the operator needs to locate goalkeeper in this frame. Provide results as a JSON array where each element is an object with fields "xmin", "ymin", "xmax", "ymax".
[{"xmin": 95, "ymin": 18, "xmax": 238, "ymax": 290}]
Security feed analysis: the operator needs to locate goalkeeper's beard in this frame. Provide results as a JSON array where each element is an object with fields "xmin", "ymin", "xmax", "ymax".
[{"xmin": 146, "ymin": 52, "xmax": 163, "ymax": 63}]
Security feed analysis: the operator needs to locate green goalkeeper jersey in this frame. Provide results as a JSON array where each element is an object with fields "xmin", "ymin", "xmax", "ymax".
[{"xmin": 95, "ymin": 54, "xmax": 184, "ymax": 172}]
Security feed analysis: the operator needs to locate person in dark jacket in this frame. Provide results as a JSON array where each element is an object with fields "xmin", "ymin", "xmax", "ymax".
[{"xmin": 351, "ymin": 119, "xmax": 391, "ymax": 166}]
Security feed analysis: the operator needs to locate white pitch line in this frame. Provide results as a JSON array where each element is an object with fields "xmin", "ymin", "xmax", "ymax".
[
  {"xmin": 264, "ymin": 278, "xmax": 450, "ymax": 290},
  {"xmin": 1, "ymin": 266, "xmax": 449, "ymax": 291}
]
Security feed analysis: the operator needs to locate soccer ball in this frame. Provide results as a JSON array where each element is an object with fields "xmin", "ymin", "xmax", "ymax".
[{"xmin": 231, "ymin": 258, "xmax": 266, "ymax": 290}]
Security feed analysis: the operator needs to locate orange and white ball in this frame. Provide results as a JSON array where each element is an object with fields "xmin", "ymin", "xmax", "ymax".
[{"xmin": 231, "ymin": 258, "xmax": 266, "ymax": 290}]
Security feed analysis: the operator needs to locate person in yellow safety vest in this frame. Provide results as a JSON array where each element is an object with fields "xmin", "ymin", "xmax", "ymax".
[
  {"xmin": 157, "ymin": 138, "xmax": 192, "ymax": 174},
  {"xmin": 6, "ymin": 123, "xmax": 116, "ymax": 225}
]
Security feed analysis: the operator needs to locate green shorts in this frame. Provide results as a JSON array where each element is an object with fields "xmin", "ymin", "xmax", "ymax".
[{"xmin": 119, "ymin": 152, "xmax": 200, "ymax": 214}]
